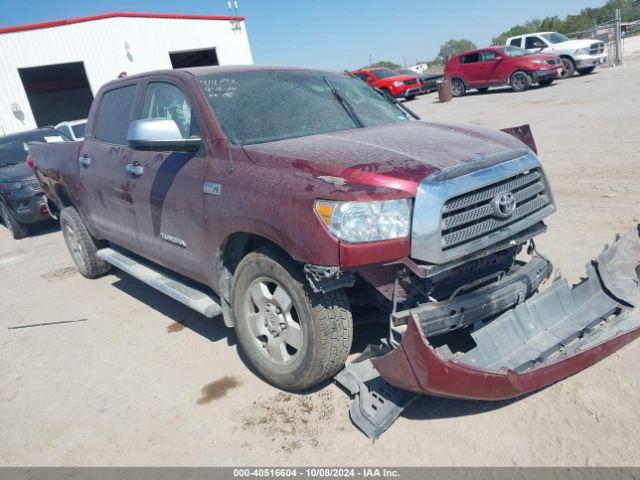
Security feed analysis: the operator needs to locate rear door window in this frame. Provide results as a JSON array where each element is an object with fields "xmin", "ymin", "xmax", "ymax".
[
  {"xmin": 94, "ymin": 85, "xmax": 137, "ymax": 145},
  {"xmin": 509, "ymin": 38, "xmax": 522, "ymax": 48},
  {"xmin": 460, "ymin": 52, "xmax": 480, "ymax": 64}
]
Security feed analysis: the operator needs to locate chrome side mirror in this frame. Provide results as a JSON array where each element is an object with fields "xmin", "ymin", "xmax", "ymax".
[{"xmin": 127, "ymin": 118, "xmax": 201, "ymax": 152}]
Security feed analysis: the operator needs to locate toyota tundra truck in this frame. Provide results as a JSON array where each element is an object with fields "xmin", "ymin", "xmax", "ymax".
[{"xmin": 29, "ymin": 66, "xmax": 639, "ymax": 437}]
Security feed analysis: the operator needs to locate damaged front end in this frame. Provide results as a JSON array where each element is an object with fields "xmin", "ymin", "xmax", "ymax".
[{"xmin": 337, "ymin": 226, "xmax": 640, "ymax": 439}]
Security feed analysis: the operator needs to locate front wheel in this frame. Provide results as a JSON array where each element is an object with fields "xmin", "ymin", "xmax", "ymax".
[
  {"xmin": 560, "ymin": 57, "xmax": 576, "ymax": 78},
  {"xmin": 539, "ymin": 78, "xmax": 554, "ymax": 86},
  {"xmin": 451, "ymin": 79, "xmax": 466, "ymax": 97},
  {"xmin": 405, "ymin": 95, "xmax": 416, "ymax": 101},
  {"xmin": 510, "ymin": 71, "xmax": 531, "ymax": 92},
  {"xmin": 232, "ymin": 247, "xmax": 353, "ymax": 391},
  {"xmin": 577, "ymin": 66, "xmax": 596, "ymax": 75}
]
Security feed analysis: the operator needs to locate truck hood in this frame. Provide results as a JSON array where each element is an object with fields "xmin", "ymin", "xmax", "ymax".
[
  {"xmin": 548, "ymin": 38, "xmax": 598, "ymax": 50},
  {"xmin": 0, "ymin": 162, "xmax": 34, "ymax": 182},
  {"xmin": 242, "ymin": 121, "xmax": 525, "ymax": 195}
]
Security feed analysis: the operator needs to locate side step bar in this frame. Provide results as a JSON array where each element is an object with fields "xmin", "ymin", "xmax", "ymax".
[{"xmin": 97, "ymin": 248, "xmax": 222, "ymax": 318}]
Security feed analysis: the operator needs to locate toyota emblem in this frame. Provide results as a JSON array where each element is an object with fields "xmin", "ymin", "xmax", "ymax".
[{"xmin": 491, "ymin": 191, "xmax": 517, "ymax": 218}]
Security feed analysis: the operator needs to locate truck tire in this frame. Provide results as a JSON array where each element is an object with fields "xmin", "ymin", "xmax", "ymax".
[
  {"xmin": 510, "ymin": 71, "xmax": 531, "ymax": 92},
  {"xmin": 0, "ymin": 203, "xmax": 28, "ymax": 239},
  {"xmin": 232, "ymin": 246, "xmax": 353, "ymax": 391},
  {"xmin": 60, "ymin": 207, "xmax": 111, "ymax": 279},
  {"xmin": 577, "ymin": 66, "xmax": 596, "ymax": 75},
  {"xmin": 560, "ymin": 57, "xmax": 575, "ymax": 78},
  {"xmin": 451, "ymin": 78, "xmax": 466, "ymax": 97}
]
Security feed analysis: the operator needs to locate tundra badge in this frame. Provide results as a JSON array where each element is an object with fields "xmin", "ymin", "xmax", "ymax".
[
  {"xmin": 204, "ymin": 182, "xmax": 222, "ymax": 196},
  {"xmin": 160, "ymin": 232, "xmax": 187, "ymax": 248}
]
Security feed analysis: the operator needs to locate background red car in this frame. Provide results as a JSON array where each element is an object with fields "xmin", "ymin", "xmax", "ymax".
[
  {"xmin": 351, "ymin": 67, "xmax": 422, "ymax": 100},
  {"xmin": 444, "ymin": 46, "xmax": 564, "ymax": 96}
]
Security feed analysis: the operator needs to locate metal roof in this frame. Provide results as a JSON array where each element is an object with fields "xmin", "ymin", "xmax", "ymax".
[{"xmin": 0, "ymin": 12, "xmax": 246, "ymax": 35}]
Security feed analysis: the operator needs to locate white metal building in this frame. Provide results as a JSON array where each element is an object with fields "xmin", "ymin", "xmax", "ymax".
[{"xmin": 0, "ymin": 12, "xmax": 253, "ymax": 135}]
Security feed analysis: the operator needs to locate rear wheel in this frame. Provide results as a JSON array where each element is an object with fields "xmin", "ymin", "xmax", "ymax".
[
  {"xmin": 60, "ymin": 207, "xmax": 111, "ymax": 279},
  {"xmin": 0, "ymin": 203, "xmax": 28, "ymax": 239},
  {"xmin": 560, "ymin": 57, "xmax": 576, "ymax": 78},
  {"xmin": 451, "ymin": 78, "xmax": 466, "ymax": 97},
  {"xmin": 232, "ymin": 247, "xmax": 353, "ymax": 391},
  {"xmin": 577, "ymin": 66, "xmax": 596, "ymax": 75},
  {"xmin": 539, "ymin": 78, "xmax": 554, "ymax": 86},
  {"xmin": 510, "ymin": 71, "xmax": 531, "ymax": 92}
]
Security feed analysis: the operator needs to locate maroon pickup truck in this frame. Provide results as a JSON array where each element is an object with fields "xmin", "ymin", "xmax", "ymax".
[{"xmin": 30, "ymin": 66, "xmax": 639, "ymax": 438}]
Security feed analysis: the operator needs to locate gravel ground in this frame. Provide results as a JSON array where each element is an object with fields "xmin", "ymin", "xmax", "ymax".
[{"xmin": 1, "ymin": 37, "xmax": 639, "ymax": 467}]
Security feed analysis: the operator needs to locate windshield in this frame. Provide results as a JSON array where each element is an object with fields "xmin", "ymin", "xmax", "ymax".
[
  {"xmin": 396, "ymin": 69, "xmax": 417, "ymax": 76},
  {"xmin": 0, "ymin": 130, "xmax": 66, "ymax": 167},
  {"xmin": 542, "ymin": 32, "xmax": 570, "ymax": 44},
  {"xmin": 198, "ymin": 70, "xmax": 409, "ymax": 145},
  {"xmin": 499, "ymin": 46, "xmax": 529, "ymax": 57},
  {"xmin": 370, "ymin": 68, "xmax": 399, "ymax": 79}
]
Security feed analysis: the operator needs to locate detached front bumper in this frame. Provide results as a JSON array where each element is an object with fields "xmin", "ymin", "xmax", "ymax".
[{"xmin": 373, "ymin": 226, "xmax": 640, "ymax": 400}]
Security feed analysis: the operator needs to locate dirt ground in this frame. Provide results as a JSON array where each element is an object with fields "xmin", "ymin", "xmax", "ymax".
[{"xmin": 2, "ymin": 37, "xmax": 639, "ymax": 467}]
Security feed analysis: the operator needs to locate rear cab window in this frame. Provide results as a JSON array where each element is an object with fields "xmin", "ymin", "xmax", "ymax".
[{"xmin": 94, "ymin": 84, "xmax": 137, "ymax": 145}]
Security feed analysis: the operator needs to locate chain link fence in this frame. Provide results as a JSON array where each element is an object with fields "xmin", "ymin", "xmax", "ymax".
[{"xmin": 564, "ymin": 11, "xmax": 640, "ymax": 68}]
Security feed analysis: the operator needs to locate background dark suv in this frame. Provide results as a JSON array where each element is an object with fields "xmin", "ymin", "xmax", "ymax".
[{"xmin": 0, "ymin": 128, "xmax": 66, "ymax": 238}]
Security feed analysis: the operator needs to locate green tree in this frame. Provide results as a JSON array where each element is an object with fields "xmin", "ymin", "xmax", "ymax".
[
  {"xmin": 492, "ymin": 0, "xmax": 640, "ymax": 43},
  {"xmin": 369, "ymin": 60, "xmax": 402, "ymax": 70},
  {"xmin": 437, "ymin": 39, "xmax": 477, "ymax": 61}
]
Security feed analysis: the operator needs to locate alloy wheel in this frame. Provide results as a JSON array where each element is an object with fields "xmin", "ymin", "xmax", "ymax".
[
  {"xmin": 64, "ymin": 223, "xmax": 85, "ymax": 269},
  {"xmin": 243, "ymin": 277, "xmax": 303, "ymax": 365}
]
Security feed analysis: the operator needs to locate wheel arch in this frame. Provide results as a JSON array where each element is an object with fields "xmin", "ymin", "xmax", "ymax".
[{"xmin": 217, "ymin": 231, "xmax": 291, "ymax": 327}]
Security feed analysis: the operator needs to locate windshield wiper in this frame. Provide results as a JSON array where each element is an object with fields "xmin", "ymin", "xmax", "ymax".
[
  {"xmin": 377, "ymin": 89, "xmax": 421, "ymax": 120},
  {"xmin": 323, "ymin": 76, "xmax": 365, "ymax": 128}
]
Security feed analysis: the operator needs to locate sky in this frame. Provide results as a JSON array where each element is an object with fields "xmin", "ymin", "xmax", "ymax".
[{"xmin": 0, "ymin": 0, "xmax": 605, "ymax": 70}]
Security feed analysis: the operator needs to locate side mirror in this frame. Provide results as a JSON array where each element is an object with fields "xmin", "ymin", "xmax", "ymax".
[{"xmin": 127, "ymin": 118, "xmax": 202, "ymax": 153}]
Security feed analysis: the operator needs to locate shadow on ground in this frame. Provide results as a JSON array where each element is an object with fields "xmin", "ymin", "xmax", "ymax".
[
  {"xmin": 110, "ymin": 269, "xmax": 234, "ymax": 345},
  {"xmin": 109, "ymin": 268, "xmax": 522, "ymax": 419}
]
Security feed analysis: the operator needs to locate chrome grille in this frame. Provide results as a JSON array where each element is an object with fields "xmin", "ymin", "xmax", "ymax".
[
  {"xmin": 590, "ymin": 42, "xmax": 604, "ymax": 55},
  {"xmin": 441, "ymin": 169, "xmax": 550, "ymax": 250},
  {"xmin": 403, "ymin": 79, "xmax": 419, "ymax": 86}
]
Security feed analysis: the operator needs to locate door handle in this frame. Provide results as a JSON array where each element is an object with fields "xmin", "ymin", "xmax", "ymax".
[
  {"xmin": 125, "ymin": 163, "xmax": 144, "ymax": 176},
  {"xmin": 79, "ymin": 155, "xmax": 91, "ymax": 167}
]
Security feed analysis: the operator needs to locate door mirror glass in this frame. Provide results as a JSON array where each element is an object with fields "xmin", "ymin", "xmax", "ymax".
[{"xmin": 127, "ymin": 118, "xmax": 201, "ymax": 152}]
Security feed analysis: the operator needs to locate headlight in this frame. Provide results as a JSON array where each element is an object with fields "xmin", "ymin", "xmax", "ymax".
[
  {"xmin": 575, "ymin": 47, "xmax": 590, "ymax": 55},
  {"xmin": 0, "ymin": 181, "xmax": 24, "ymax": 191},
  {"xmin": 531, "ymin": 59, "xmax": 546, "ymax": 64},
  {"xmin": 314, "ymin": 199, "xmax": 412, "ymax": 243},
  {"xmin": 391, "ymin": 80, "xmax": 404, "ymax": 87}
]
